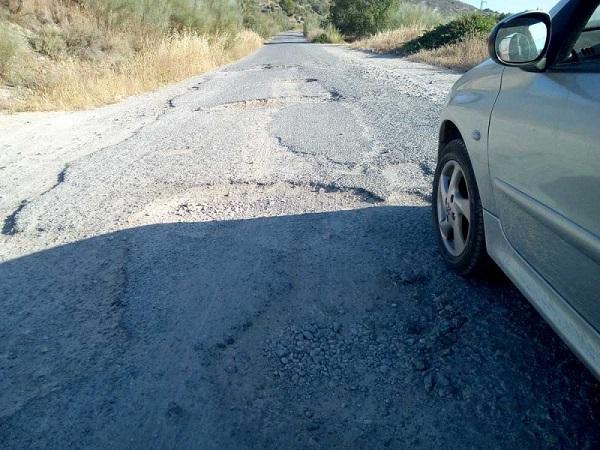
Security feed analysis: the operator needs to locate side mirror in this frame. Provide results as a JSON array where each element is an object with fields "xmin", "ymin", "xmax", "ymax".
[{"xmin": 488, "ymin": 11, "xmax": 552, "ymax": 71}]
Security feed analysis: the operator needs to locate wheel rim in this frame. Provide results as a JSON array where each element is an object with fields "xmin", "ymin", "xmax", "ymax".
[{"xmin": 437, "ymin": 160, "xmax": 472, "ymax": 257}]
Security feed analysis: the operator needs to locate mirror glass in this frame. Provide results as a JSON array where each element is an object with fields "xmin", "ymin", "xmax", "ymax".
[{"xmin": 496, "ymin": 18, "xmax": 548, "ymax": 64}]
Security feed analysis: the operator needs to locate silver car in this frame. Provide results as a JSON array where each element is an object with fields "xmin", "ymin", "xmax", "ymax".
[{"xmin": 433, "ymin": 0, "xmax": 600, "ymax": 378}]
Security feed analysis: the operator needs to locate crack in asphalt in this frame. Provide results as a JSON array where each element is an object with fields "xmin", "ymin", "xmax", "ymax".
[
  {"xmin": 275, "ymin": 136, "xmax": 311, "ymax": 156},
  {"xmin": 1, "ymin": 107, "xmax": 171, "ymax": 237},
  {"xmin": 298, "ymin": 181, "xmax": 385, "ymax": 204},
  {"xmin": 50, "ymin": 164, "xmax": 69, "ymax": 191},
  {"xmin": 328, "ymin": 89, "xmax": 344, "ymax": 101},
  {"xmin": 167, "ymin": 79, "xmax": 211, "ymax": 108},
  {"xmin": 2, "ymin": 200, "xmax": 28, "ymax": 235},
  {"xmin": 40, "ymin": 164, "xmax": 70, "ymax": 196},
  {"xmin": 275, "ymin": 136, "xmax": 357, "ymax": 170},
  {"xmin": 225, "ymin": 178, "xmax": 385, "ymax": 204},
  {"xmin": 2, "ymin": 164, "xmax": 70, "ymax": 236}
]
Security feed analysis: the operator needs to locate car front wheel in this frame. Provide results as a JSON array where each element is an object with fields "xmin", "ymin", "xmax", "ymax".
[{"xmin": 432, "ymin": 138, "xmax": 491, "ymax": 276}]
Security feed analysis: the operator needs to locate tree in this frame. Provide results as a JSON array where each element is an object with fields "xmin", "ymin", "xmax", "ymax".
[
  {"xmin": 280, "ymin": 0, "xmax": 295, "ymax": 15},
  {"xmin": 329, "ymin": 0, "xmax": 394, "ymax": 36}
]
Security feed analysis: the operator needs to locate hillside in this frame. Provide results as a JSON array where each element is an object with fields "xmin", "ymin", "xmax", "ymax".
[
  {"xmin": 406, "ymin": 0, "xmax": 477, "ymax": 15},
  {"xmin": 282, "ymin": 0, "xmax": 476, "ymax": 19},
  {"xmin": 267, "ymin": 0, "xmax": 477, "ymax": 24}
]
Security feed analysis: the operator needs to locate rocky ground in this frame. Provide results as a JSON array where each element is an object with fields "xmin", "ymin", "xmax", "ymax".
[{"xmin": 0, "ymin": 32, "xmax": 598, "ymax": 449}]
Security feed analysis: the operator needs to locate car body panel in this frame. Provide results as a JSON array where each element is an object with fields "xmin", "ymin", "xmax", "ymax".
[
  {"xmin": 549, "ymin": 66, "xmax": 600, "ymax": 240},
  {"xmin": 441, "ymin": 59, "xmax": 504, "ymax": 213},
  {"xmin": 493, "ymin": 178, "xmax": 600, "ymax": 332},
  {"xmin": 488, "ymin": 53, "xmax": 599, "ymax": 340},
  {"xmin": 484, "ymin": 210, "xmax": 600, "ymax": 379},
  {"xmin": 487, "ymin": 66, "xmax": 566, "ymax": 228}
]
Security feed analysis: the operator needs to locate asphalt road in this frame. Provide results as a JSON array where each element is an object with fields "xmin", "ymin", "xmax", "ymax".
[{"xmin": 1, "ymin": 32, "xmax": 599, "ymax": 449}]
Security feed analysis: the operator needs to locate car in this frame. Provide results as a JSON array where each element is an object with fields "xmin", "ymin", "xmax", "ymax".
[{"xmin": 433, "ymin": 0, "xmax": 600, "ymax": 379}]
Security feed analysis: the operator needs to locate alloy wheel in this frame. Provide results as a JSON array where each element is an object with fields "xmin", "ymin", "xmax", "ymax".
[{"xmin": 436, "ymin": 160, "xmax": 472, "ymax": 257}]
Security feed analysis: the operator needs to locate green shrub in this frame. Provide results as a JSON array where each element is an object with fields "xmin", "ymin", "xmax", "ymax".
[
  {"xmin": 400, "ymin": 12, "xmax": 498, "ymax": 54},
  {"xmin": 85, "ymin": 0, "xmax": 246, "ymax": 35},
  {"xmin": 31, "ymin": 26, "xmax": 67, "ymax": 59},
  {"xmin": 0, "ymin": 22, "xmax": 40, "ymax": 90},
  {"xmin": 329, "ymin": 0, "xmax": 395, "ymax": 37},
  {"xmin": 170, "ymin": 0, "xmax": 244, "ymax": 34},
  {"xmin": 244, "ymin": 9, "xmax": 289, "ymax": 37},
  {"xmin": 312, "ymin": 33, "xmax": 328, "ymax": 43},
  {"xmin": 312, "ymin": 25, "xmax": 343, "ymax": 43},
  {"xmin": 85, "ymin": 0, "xmax": 173, "ymax": 30},
  {"xmin": 280, "ymin": 0, "xmax": 295, "ymax": 16},
  {"xmin": 302, "ymin": 20, "xmax": 310, "ymax": 37},
  {"xmin": 306, "ymin": 0, "xmax": 328, "ymax": 16},
  {"xmin": 302, "ymin": 13, "xmax": 320, "ymax": 37},
  {"xmin": 61, "ymin": 19, "xmax": 110, "ymax": 59}
]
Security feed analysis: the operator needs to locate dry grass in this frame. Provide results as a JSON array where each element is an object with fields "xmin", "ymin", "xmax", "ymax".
[
  {"xmin": 387, "ymin": 3, "xmax": 445, "ymax": 30},
  {"xmin": 350, "ymin": 27, "xmax": 423, "ymax": 53},
  {"xmin": 18, "ymin": 30, "xmax": 261, "ymax": 111},
  {"xmin": 408, "ymin": 34, "xmax": 488, "ymax": 72},
  {"xmin": 350, "ymin": 27, "xmax": 488, "ymax": 72},
  {"xmin": 0, "ymin": 0, "xmax": 265, "ymax": 111}
]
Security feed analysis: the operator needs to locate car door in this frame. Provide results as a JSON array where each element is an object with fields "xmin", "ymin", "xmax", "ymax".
[{"xmin": 488, "ymin": 7, "xmax": 600, "ymax": 332}]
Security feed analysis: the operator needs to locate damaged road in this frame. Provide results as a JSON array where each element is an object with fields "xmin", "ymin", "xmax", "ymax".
[{"xmin": 0, "ymin": 32, "xmax": 599, "ymax": 449}]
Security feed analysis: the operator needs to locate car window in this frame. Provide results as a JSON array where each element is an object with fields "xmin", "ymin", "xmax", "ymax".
[
  {"xmin": 571, "ymin": 6, "xmax": 600, "ymax": 59},
  {"xmin": 586, "ymin": 8, "xmax": 600, "ymax": 29}
]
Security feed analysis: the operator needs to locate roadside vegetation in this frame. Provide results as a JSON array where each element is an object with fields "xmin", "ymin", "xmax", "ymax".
[
  {"xmin": 0, "ymin": 0, "xmax": 296, "ymax": 111},
  {"xmin": 304, "ymin": 23, "xmax": 343, "ymax": 43},
  {"xmin": 0, "ymin": 0, "xmax": 503, "ymax": 112},
  {"xmin": 387, "ymin": 3, "xmax": 443, "ymax": 30},
  {"xmin": 405, "ymin": 33, "xmax": 489, "ymax": 71},
  {"xmin": 305, "ymin": 0, "xmax": 504, "ymax": 72},
  {"xmin": 399, "ymin": 12, "xmax": 499, "ymax": 71}
]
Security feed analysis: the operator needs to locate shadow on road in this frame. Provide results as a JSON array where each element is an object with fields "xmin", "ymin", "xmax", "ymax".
[{"xmin": 1, "ymin": 206, "xmax": 598, "ymax": 448}]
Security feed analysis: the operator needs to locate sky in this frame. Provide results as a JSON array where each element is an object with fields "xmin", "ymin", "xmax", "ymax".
[{"xmin": 462, "ymin": 0, "xmax": 559, "ymax": 13}]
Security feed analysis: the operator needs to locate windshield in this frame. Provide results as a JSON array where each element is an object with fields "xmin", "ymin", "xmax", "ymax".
[{"xmin": 585, "ymin": 7, "xmax": 600, "ymax": 30}]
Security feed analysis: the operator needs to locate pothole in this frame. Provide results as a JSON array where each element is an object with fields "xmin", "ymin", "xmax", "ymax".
[
  {"xmin": 195, "ymin": 92, "xmax": 343, "ymax": 112},
  {"xmin": 262, "ymin": 63, "xmax": 301, "ymax": 70},
  {"xmin": 279, "ymin": 78, "xmax": 321, "ymax": 86},
  {"xmin": 127, "ymin": 182, "xmax": 381, "ymax": 226},
  {"xmin": 221, "ymin": 64, "xmax": 302, "ymax": 73}
]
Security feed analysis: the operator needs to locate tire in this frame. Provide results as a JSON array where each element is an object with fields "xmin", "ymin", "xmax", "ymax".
[{"xmin": 432, "ymin": 138, "xmax": 492, "ymax": 276}]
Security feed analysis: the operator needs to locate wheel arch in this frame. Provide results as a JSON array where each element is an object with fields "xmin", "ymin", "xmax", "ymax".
[
  {"xmin": 438, "ymin": 120, "xmax": 464, "ymax": 156},
  {"xmin": 438, "ymin": 119, "xmax": 495, "ymax": 213}
]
